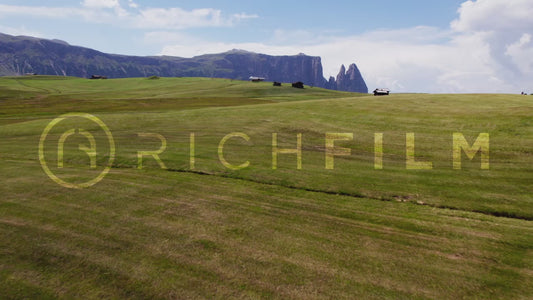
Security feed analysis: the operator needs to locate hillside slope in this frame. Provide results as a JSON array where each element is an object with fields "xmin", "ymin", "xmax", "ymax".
[{"xmin": 0, "ymin": 77, "xmax": 531, "ymax": 298}]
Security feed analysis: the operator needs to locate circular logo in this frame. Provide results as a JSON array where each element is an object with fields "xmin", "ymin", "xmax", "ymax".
[{"xmin": 38, "ymin": 113, "xmax": 115, "ymax": 189}]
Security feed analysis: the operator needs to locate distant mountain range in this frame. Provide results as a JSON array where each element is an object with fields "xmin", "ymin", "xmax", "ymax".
[{"xmin": 0, "ymin": 33, "xmax": 368, "ymax": 93}]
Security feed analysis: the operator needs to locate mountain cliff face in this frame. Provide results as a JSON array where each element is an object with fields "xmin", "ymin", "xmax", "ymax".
[
  {"xmin": 0, "ymin": 33, "xmax": 368, "ymax": 93},
  {"xmin": 185, "ymin": 50, "xmax": 329, "ymax": 88},
  {"xmin": 326, "ymin": 63, "xmax": 368, "ymax": 93}
]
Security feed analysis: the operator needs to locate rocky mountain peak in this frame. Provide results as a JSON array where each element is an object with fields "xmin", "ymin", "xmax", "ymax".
[
  {"xmin": 328, "ymin": 63, "xmax": 368, "ymax": 93},
  {"xmin": 339, "ymin": 64, "xmax": 346, "ymax": 73}
]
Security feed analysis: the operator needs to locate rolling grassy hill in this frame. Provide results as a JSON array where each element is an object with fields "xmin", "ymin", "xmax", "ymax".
[{"xmin": 0, "ymin": 76, "xmax": 531, "ymax": 299}]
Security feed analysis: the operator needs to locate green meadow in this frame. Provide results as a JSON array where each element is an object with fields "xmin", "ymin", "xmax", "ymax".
[{"xmin": 0, "ymin": 76, "xmax": 531, "ymax": 299}]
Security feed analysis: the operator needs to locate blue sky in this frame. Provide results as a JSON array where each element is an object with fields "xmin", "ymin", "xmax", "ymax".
[
  {"xmin": 0, "ymin": 0, "xmax": 532, "ymax": 93},
  {"xmin": 0, "ymin": 0, "xmax": 464, "ymax": 54}
]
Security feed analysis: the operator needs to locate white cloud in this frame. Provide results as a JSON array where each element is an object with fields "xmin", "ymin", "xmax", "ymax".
[
  {"xmin": 157, "ymin": 35, "xmax": 297, "ymax": 58},
  {"xmin": 81, "ymin": 0, "xmax": 131, "ymax": 18},
  {"xmin": 128, "ymin": 0, "xmax": 139, "ymax": 9},
  {"xmin": 451, "ymin": 0, "xmax": 533, "ymax": 33},
  {"xmin": 137, "ymin": 8, "xmax": 257, "ymax": 29},
  {"xmin": 0, "ymin": 4, "xmax": 85, "ymax": 19},
  {"xmin": 0, "ymin": 3, "xmax": 255, "ymax": 30},
  {"xmin": 0, "ymin": 4, "xmax": 121, "ymax": 23},
  {"xmin": 232, "ymin": 13, "xmax": 259, "ymax": 21},
  {"xmin": 450, "ymin": 0, "xmax": 533, "ymax": 92},
  {"xmin": 138, "ymin": 8, "xmax": 222, "ymax": 29},
  {"xmin": 505, "ymin": 33, "xmax": 533, "ymax": 74},
  {"xmin": 82, "ymin": 0, "xmax": 119, "ymax": 9}
]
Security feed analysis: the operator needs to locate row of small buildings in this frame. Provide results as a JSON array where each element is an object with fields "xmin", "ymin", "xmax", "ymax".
[{"xmin": 250, "ymin": 75, "xmax": 390, "ymax": 95}]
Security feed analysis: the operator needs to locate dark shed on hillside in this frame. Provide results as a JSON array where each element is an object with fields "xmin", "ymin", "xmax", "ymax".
[{"xmin": 292, "ymin": 81, "xmax": 304, "ymax": 89}]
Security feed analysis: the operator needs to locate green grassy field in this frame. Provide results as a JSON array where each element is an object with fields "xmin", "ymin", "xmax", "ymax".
[{"xmin": 0, "ymin": 76, "xmax": 532, "ymax": 299}]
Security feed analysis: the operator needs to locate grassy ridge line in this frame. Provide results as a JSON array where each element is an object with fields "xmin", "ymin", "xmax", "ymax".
[
  {"xmin": 163, "ymin": 168, "xmax": 533, "ymax": 220},
  {"xmin": 19, "ymin": 76, "xmax": 358, "ymax": 99},
  {"xmin": 0, "ymin": 76, "xmax": 360, "ymax": 100},
  {"xmin": 0, "ymin": 76, "xmax": 361, "ymax": 118}
]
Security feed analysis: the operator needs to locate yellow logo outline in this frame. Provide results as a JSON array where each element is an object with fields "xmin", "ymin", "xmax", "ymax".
[{"xmin": 38, "ymin": 113, "xmax": 115, "ymax": 189}]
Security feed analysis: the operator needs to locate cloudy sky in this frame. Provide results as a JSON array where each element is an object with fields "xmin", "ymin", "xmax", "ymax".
[{"xmin": 0, "ymin": 0, "xmax": 532, "ymax": 93}]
